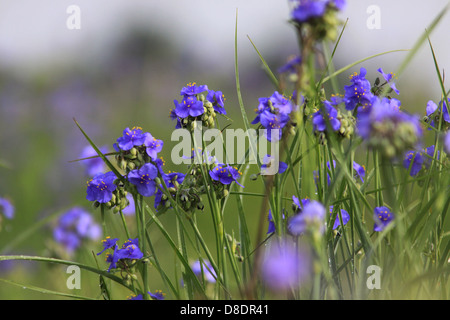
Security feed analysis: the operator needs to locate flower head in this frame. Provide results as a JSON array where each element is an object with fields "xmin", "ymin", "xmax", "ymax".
[
  {"xmin": 173, "ymin": 95, "xmax": 204, "ymax": 118},
  {"xmin": 206, "ymin": 90, "xmax": 226, "ymax": 115},
  {"xmin": 97, "ymin": 236, "xmax": 119, "ymax": 256},
  {"xmin": 86, "ymin": 171, "xmax": 117, "ymax": 203},
  {"xmin": 444, "ymin": 131, "xmax": 450, "ymax": 155},
  {"xmin": 329, "ymin": 206, "xmax": 350, "ymax": 230},
  {"xmin": 356, "ymin": 96, "xmax": 422, "ymax": 158},
  {"xmin": 373, "ymin": 206, "xmax": 394, "ymax": 232},
  {"xmin": 180, "ymin": 82, "xmax": 208, "ymax": 96},
  {"xmin": 426, "ymin": 99, "xmax": 450, "ymax": 128},
  {"xmin": 127, "ymin": 163, "xmax": 158, "ymax": 197},
  {"xmin": 288, "ymin": 200, "xmax": 326, "ymax": 235},
  {"xmin": 261, "ymin": 154, "xmax": 288, "ymax": 175},
  {"xmin": 377, "ymin": 68, "xmax": 400, "ymax": 95},
  {"xmin": 209, "ymin": 163, "xmax": 244, "ymax": 188},
  {"xmin": 115, "ymin": 127, "xmax": 146, "ymax": 151},
  {"xmin": 192, "ymin": 260, "xmax": 217, "ymax": 283},
  {"xmin": 98, "ymin": 238, "xmax": 143, "ymax": 272},
  {"xmin": 53, "ymin": 207, "xmax": 101, "ymax": 253},
  {"xmin": 312, "ymin": 100, "xmax": 341, "ymax": 132},
  {"xmin": 344, "ymin": 68, "xmax": 374, "ymax": 111},
  {"xmin": 261, "ymin": 239, "xmax": 311, "ymax": 291},
  {"xmin": 79, "ymin": 145, "xmax": 108, "ymax": 177},
  {"xmin": 0, "ymin": 197, "xmax": 14, "ymax": 220},
  {"xmin": 144, "ymin": 132, "xmax": 163, "ymax": 161}
]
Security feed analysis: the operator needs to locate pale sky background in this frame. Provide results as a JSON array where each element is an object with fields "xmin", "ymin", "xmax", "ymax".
[{"xmin": 0, "ymin": 0, "xmax": 449, "ymax": 103}]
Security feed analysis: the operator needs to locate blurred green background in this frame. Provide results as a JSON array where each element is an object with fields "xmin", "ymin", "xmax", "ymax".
[{"xmin": 1, "ymin": 0, "xmax": 449, "ymax": 299}]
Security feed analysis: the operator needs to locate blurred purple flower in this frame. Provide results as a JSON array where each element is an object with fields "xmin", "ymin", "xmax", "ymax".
[
  {"xmin": 0, "ymin": 197, "xmax": 14, "ymax": 220},
  {"xmin": 53, "ymin": 207, "xmax": 101, "ymax": 253}
]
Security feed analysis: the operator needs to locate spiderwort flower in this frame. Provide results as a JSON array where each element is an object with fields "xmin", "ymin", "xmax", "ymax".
[
  {"xmin": 344, "ymin": 68, "xmax": 374, "ymax": 111},
  {"xmin": 426, "ymin": 99, "xmax": 450, "ymax": 128},
  {"xmin": 444, "ymin": 131, "xmax": 450, "ymax": 155},
  {"xmin": 144, "ymin": 132, "xmax": 163, "ymax": 161},
  {"xmin": 173, "ymin": 95, "xmax": 204, "ymax": 118},
  {"xmin": 116, "ymin": 238, "xmax": 144, "ymax": 260},
  {"xmin": 377, "ymin": 68, "xmax": 400, "ymax": 95},
  {"xmin": 86, "ymin": 171, "xmax": 117, "ymax": 203},
  {"xmin": 267, "ymin": 210, "xmax": 286, "ymax": 234},
  {"xmin": 312, "ymin": 100, "xmax": 341, "ymax": 132},
  {"xmin": 329, "ymin": 206, "xmax": 350, "ymax": 230},
  {"xmin": 373, "ymin": 206, "xmax": 394, "ymax": 232},
  {"xmin": 356, "ymin": 96, "xmax": 422, "ymax": 158},
  {"xmin": 261, "ymin": 154, "xmax": 288, "ymax": 175},
  {"xmin": 53, "ymin": 207, "xmax": 101, "ymax": 253},
  {"xmin": 209, "ymin": 163, "xmax": 244, "ymax": 188},
  {"xmin": 79, "ymin": 145, "xmax": 108, "ymax": 177},
  {"xmin": 278, "ymin": 55, "xmax": 302, "ymax": 74},
  {"xmin": 192, "ymin": 260, "xmax": 217, "ymax": 283},
  {"xmin": 206, "ymin": 90, "xmax": 226, "ymax": 115},
  {"xmin": 261, "ymin": 239, "xmax": 311, "ymax": 291},
  {"xmin": 290, "ymin": 0, "xmax": 328, "ymax": 23},
  {"xmin": 127, "ymin": 163, "xmax": 158, "ymax": 197},
  {"xmin": 353, "ymin": 161, "xmax": 366, "ymax": 183},
  {"xmin": 149, "ymin": 290, "xmax": 165, "ymax": 300},
  {"xmin": 0, "ymin": 197, "xmax": 14, "ymax": 220},
  {"xmin": 115, "ymin": 127, "xmax": 146, "ymax": 151},
  {"xmin": 403, "ymin": 145, "xmax": 439, "ymax": 176},
  {"xmin": 180, "ymin": 82, "xmax": 208, "ymax": 96},
  {"xmin": 288, "ymin": 200, "xmax": 326, "ymax": 236},
  {"xmin": 97, "ymin": 236, "xmax": 119, "ymax": 256}
]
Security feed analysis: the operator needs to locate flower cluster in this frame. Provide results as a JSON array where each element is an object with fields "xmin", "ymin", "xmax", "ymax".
[
  {"xmin": 53, "ymin": 207, "xmax": 101, "ymax": 254},
  {"xmin": 424, "ymin": 98, "xmax": 450, "ymax": 130},
  {"xmin": 85, "ymin": 126, "xmax": 189, "ymax": 215},
  {"xmin": 171, "ymin": 82, "xmax": 226, "ymax": 130},
  {"xmin": 290, "ymin": 0, "xmax": 347, "ymax": 41},
  {"xmin": 97, "ymin": 237, "xmax": 144, "ymax": 273},
  {"xmin": 356, "ymin": 96, "xmax": 422, "ymax": 158},
  {"xmin": 403, "ymin": 145, "xmax": 439, "ymax": 177},
  {"xmin": 252, "ymin": 91, "xmax": 296, "ymax": 141}
]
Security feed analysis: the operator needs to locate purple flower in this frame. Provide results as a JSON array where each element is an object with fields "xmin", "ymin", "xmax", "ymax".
[
  {"xmin": 377, "ymin": 68, "xmax": 400, "ymax": 95},
  {"xmin": 356, "ymin": 96, "xmax": 423, "ymax": 158},
  {"xmin": 97, "ymin": 236, "xmax": 119, "ymax": 256},
  {"xmin": 173, "ymin": 95, "xmax": 204, "ymax": 118},
  {"xmin": 115, "ymin": 127, "xmax": 146, "ymax": 151},
  {"xmin": 426, "ymin": 99, "xmax": 450, "ymax": 128},
  {"xmin": 127, "ymin": 163, "xmax": 158, "ymax": 197},
  {"xmin": 53, "ymin": 207, "xmax": 101, "ymax": 253},
  {"xmin": 252, "ymin": 92, "xmax": 294, "ymax": 142},
  {"xmin": 98, "ymin": 238, "xmax": 144, "ymax": 272},
  {"xmin": 261, "ymin": 154, "xmax": 288, "ymax": 175},
  {"xmin": 0, "ymin": 197, "xmax": 14, "ymax": 220},
  {"xmin": 291, "ymin": 0, "xmax": 328, "ymax": 23},
  {"xmin": 149, "ymin": 290, "xmax": 165, "ymax": 300},
  {"xmin": 373, "ymin": 206, "xmax": 394, "ymax": 232},
  {"xmin": 312, "ymin": 100, "xmax": 341, "ymax": 132},
  {"xmin": 144, "ymin": 132, "xmax": 163, "ymax": 161},
  {"xmin": 344, "ymin": 68, "xmax": 374, "ymax": 111},
  {"xmin": 444, "ymin": 131, "xmax": 450, "ymax": 155},
  {"xmin": 180, "ymin": 82, "xmax": 208, "ymax": 96},
  {"xmin": 278, "ymin": 55, "xmax": 302, "ymax": 74},
  {"xmin": 288, "ymin": 200, "xmax": 326, "ymax": 235},
  {"xmin": 329, "ymin": 206, "xmax": 350, "ymax": 230},
  {"xmin": 353, "ymin": 161, "xmax": 366, "ymax": 183},
  {"xmin": 403, "ymin": 150, "xmax": 425, "ymax": 176},
  {"xmin": 154, "ymin": 171, "xmax": 185, "ymax": 210},
  {"xmin": 86, "ymin": 171, "xmax": 117, "ymax": 203},
  {"xmin": 267, "ymin": 210, "xmax": 286, "ymax": 234},
  {"xmin": 206, "ymin": 90, "xmax": 227, "ymax": 115},
  {"xmin": 259, "ymin": 110, "xmax": 291, "ymax": 142},
  {"xmin": 79, "ymin": 145, "xmax": 108, "ymax": 177},
  {"xmin": 192, "ymin": 260, "xmax": 217, "ymax": 283},
  {"xmin": 209, "ymin": 164, "xmax": 244, "ymax": 188},
  {"xmin": 116, "ymin": 238, "xmax": 144, "ymax": 260},
  {"xmin": 261, "ymin": 239, "xmax": 311, "ymax": 291},
  {"xmin": 269, "ymin": 91, "xmax": 295, "ymax": 115},
  {"xmin": 403, "ymin": 145, "xmax": 439, "ymax": 176}
]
